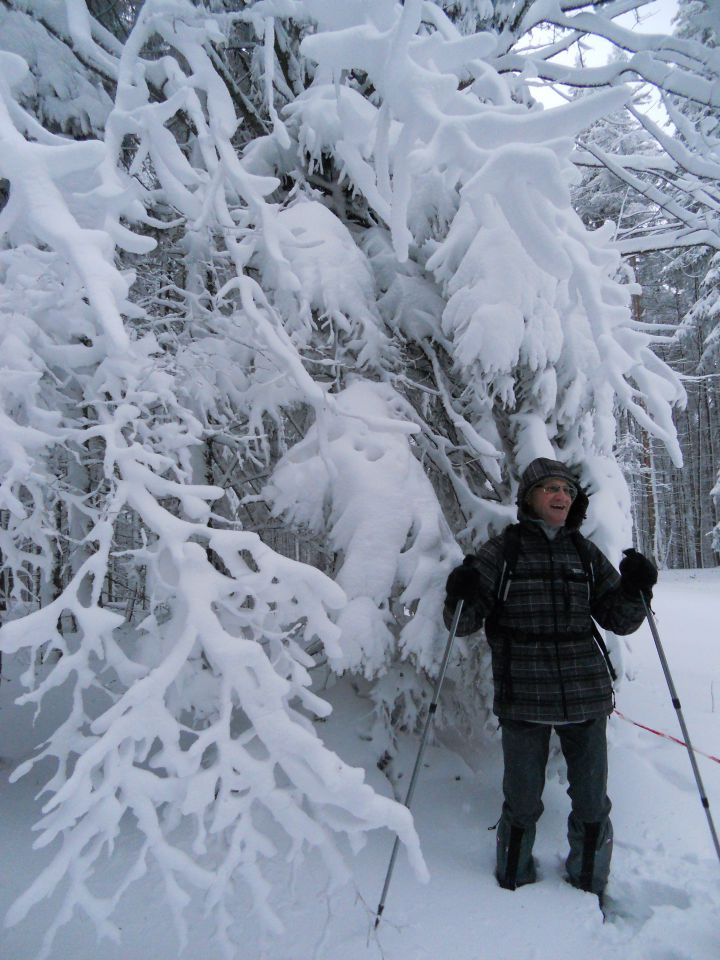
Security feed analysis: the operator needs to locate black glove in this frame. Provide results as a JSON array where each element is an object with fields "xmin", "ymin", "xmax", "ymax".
[
  {"xmin": 445, "ymin": 556, "xmax": 482, "ymax": 603},
  {"xmin": 619, "ymin": 548, "xmax": 657, "ymax": 599}
]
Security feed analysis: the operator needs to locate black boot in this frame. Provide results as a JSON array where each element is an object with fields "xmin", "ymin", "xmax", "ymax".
[{"xmin": 496, "ymin": 822, "xmax": 537, "ymax": 889}]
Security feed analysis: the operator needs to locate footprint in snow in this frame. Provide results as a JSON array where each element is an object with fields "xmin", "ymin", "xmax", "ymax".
[
  {"xmin": 603, "ymin": 878, "xmax": 692, "ymax": 928},
  {"xmin": 650, "ymin": 759, "xmax": 699, "ymax": 794}
]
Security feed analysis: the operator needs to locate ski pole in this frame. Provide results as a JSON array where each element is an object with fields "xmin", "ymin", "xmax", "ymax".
[
  {"xmin": 641, "ymin": 593, "xmax": 720, "ymax": 865},
  {"xmin": 374, "ymin": 598, "xmax": 464, "ymax": 928}
]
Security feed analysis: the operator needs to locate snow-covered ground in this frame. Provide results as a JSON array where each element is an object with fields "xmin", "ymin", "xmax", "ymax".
[{"xmin": 1, "ymin": 568, "xmax": 718, "ymax": 960}]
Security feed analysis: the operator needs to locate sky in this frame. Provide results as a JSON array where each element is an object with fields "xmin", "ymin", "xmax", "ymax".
[{"xmin": 629, "ymin": 0, "xmax": 678, "ymax": 34}]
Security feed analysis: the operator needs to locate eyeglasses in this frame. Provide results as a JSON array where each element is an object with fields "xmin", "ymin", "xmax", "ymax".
[{"xmin": 538, "ymin": 483, "xmax": 577, "ymax": 500}]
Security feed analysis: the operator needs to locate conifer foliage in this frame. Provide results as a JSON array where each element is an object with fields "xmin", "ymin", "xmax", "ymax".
[{"xmin": 0, "ymin": 0, "xmax": 718, "ymax": 952}]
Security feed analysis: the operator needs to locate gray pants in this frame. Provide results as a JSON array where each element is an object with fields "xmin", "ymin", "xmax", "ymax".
[{"xmin": 496, "ymin": 717, "xmax": 612, "ymax": 894}]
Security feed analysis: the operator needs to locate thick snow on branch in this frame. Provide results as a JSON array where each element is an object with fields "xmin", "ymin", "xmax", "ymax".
[
  {"xmin": 0, "ymin": 0, "xmax": 712, "ymax": 951},
  {"xmin": 495, "ymin": 1, "xmax": 720, "ymax": 252},
  {"xmin": 293, "ymin": 2, "xmax": 683, "ymax": 530},
  {"xmin": 269, "ymin": 380, "xmax": 462, "ymax": 677},
  {"xmin": 0, "ymin": 6, "xmax": 428, "ymax": 955}
]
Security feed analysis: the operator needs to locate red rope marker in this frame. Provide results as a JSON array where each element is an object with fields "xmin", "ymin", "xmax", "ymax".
[{"xmin": 614, "ymin": 709, "xmax": 720, "ymax": 765}]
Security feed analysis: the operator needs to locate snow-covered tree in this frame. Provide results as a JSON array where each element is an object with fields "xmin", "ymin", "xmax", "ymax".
[
  {"xmin": 670, "ymin": 0, "xmax": 720, "ymax": 557},
  {"xmin": 570, "ymin": 108, "xmax": 716, "ymax": 567},
  {"xmin": 672, "ymin": 252, "xmax": 720, "ymax": 558},
  {"xmin": 1, "ymin": 0, "xmax": 719, "ymax": 953},
  {"xmin": 566, "ymin": 0, "xmax": 720, "ymax": 566},
  {"xmin": 0, "ymin": 20, "xmax": 429, "ymax": 958}
]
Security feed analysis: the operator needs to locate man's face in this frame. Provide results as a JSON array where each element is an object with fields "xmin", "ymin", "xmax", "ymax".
[{"xmin": 528, "ymin": 477, "xmax": 576, "ymax": 526}]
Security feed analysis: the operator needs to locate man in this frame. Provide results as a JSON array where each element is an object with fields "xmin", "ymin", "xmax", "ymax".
[{"xmin": 444, "ymin": 457, "xmax": 657, "ymax": 900}]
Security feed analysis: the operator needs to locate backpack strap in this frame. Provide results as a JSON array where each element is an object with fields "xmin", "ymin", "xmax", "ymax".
[
  {"xmin": 570, "ymin": 530, "xmax": 618, "ymax": 683},
  {"xmin": 490, "ymin": 524, "xmax": 523, "ymax": 705},
  {"xmin": 495, "ymin": 523, "xmax": 522, "ymax": 606},
  {"xmin": 493, "ymin": 524, "xmax": 618, "ymax": 685},
  {"xmin": 569, "ymin": 529, "xmax": 595, "ymax": 591}
]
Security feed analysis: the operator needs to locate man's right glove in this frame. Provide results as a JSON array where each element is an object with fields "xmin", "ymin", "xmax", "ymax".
[
  {"xmin": 445, "ymin": 556, "xmax": 482, "ymax": 603},
  {"xmin": 619, "ymin": 548, "xmax": 658, "ymax": 599}
]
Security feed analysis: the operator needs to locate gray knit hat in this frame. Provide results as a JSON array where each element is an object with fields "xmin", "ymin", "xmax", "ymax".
[
  {"xmin": 517, "ymin": 458, "xmax": 577, "ymax": 503},
  {"xmin": 517, "ymin": 457, "xmax": 588, "ymax": 529}
]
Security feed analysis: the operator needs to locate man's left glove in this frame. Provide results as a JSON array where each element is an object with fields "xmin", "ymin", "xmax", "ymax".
[
  {"xmin": 445, "ymin": 556, "xmax": 482, "ymax": 603},
  {"xmin": 619, "ymin": 548, "xmax": 658, "ymax": 599}
]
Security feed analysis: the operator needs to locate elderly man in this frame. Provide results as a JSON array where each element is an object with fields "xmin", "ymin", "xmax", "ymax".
[{"xmin": 444, "ymin": 457, "xmax": 657, "ymax": 900}]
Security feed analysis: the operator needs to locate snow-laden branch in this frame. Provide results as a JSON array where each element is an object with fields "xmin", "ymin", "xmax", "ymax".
[
  {"xmin": 0, "ymin": 1, "xmax": 713, "ymax": 947},
  {"xmin": 268, "ymin": 380, "xmax": 462, "ymax": 676},
  {"xmin": 1, "ymin": 0, "xmax": 119, "ymax": 82},
  {"xmin": 578, "ymin": 139, "xmax": 720, "ymax": 254},
  {"xmin": 0, "ymin": 5, "xmax": 431, "ymax": 954},
  {"xmin": 495, "ymin": 52, "xmax": 718, "ymax": 106},
  {"xmin": 285, "ymin": 0, "xmax": 687, "ymax": 534},
  {"xmin": 628, "ymin": 100, "xmax": 720, "ymax": 182},
  {"xmin": 483, "ymin": 2, "xmax": 720, "ymax": 256}
]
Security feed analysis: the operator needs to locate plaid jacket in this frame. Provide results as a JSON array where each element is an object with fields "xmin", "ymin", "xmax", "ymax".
[{"xmin": 444, "ymin": 521, "xmax": 646, "ymax": 722}]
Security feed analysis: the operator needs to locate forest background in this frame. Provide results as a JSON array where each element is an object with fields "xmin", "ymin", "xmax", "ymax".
[{"xmin": 0, "ymin": 1, "xmax": 719, "ymax": 957}]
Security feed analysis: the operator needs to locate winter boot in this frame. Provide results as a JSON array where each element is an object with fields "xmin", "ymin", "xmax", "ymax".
[
  {"xmin": 565, "ymin": 815, "xmax": 613, "ymax": 895},
  {"xmin": 496, "ymin": 818, "xmax": 537, "ymax": 890}
]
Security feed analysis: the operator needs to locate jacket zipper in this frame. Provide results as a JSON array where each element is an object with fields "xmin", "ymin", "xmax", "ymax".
[{"xmin": 547, "ymin": 537, "xmax": 569, "ymax": 720}]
